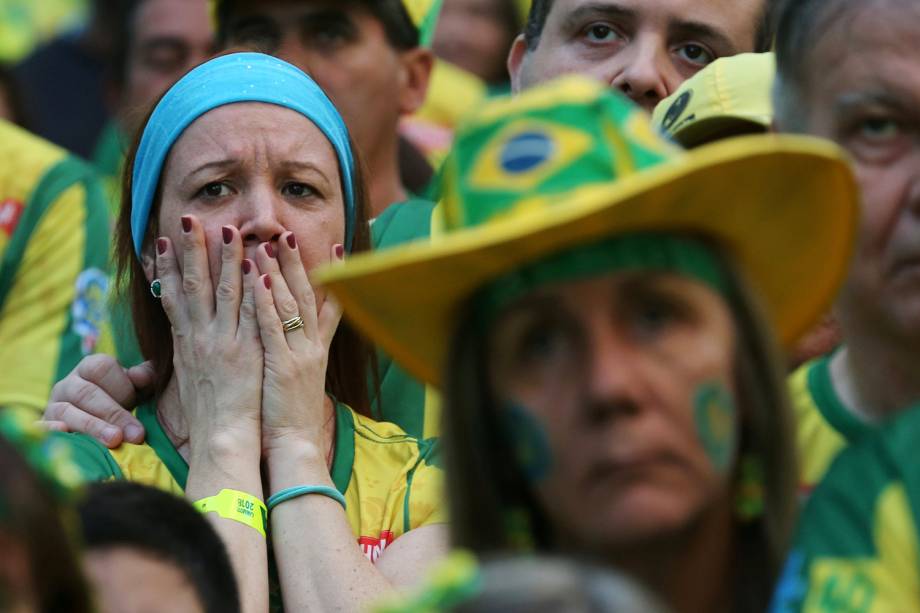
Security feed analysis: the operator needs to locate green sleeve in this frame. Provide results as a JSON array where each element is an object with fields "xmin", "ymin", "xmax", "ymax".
[
  {"xmin": 50, "ymin": 432, "xmax": 123, "ymax": 483},
  {"xmin": 371, "ymin": 199, "xmax": 436, "ymax": 249}
]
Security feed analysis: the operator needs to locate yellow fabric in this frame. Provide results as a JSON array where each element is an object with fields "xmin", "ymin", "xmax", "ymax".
[
  {"xmin": 347, "ymin": 410, "xmax": 446, "ymax": 561},
  {"xmin": 652, "ymin": 52, "xmax": 775, "ymax": 148},
  {"xmin": 0, "ymin": 0, "xmax": 87, "ymax": 62},
  {"xmin": 0, "ymin": 121, "xmax": 115, "ymax": 416},
  {"xmin": 789, "ymin": 362, "xmax": 849, "ymax": 496},
  {"xmin": 802, "ymin": 485, "xmax": 920, "ymax": 612},
  {"xmin": 108, "ymin": 443, "xmax": 184, "ymax": 496},
  {"xmin": 317, "ymin": 78, "xmax": 858, "ymax": 387}
]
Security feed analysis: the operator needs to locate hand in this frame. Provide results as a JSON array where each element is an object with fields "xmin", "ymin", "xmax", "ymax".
[
  {"xmin": 253, "ymin": 233, "xmax": 343, "ymax": 462},
  {"xmin": 43, "ymin": 354, "xmax": 155, "ymax": 447},
  {"xmin": 156, "ymin": 217, "xmax": 263, "ymax": 452}
]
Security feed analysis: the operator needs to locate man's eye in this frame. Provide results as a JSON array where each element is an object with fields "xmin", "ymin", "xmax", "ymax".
[
  {"xmin": 584, "ymin": 23, "xmax": 621, "ymax": 43},
  {"xmin": 282, "ymin": 182, "xmax": 315, "ymax": 197},
  {"xmin": 198, "ymin": 182, "xmax": 231, "ymax": 199},
  {"xmin": 675, "ymin": 43, "xmax": 714, "ymax": 66},
  {"xmin": 860, "ymin": 117, "xmax": 902, "ymax": 141},
  {"xmin": 518, "ymin": 326, "xmax": 569, "ymax": 366}
]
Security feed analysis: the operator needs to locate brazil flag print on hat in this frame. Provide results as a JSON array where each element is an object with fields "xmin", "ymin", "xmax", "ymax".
[{"xmin": 316, "ymin": 76, "xmax": 858, "ymax": 387}]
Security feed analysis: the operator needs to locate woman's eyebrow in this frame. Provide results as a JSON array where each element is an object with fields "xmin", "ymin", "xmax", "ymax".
[{"xmin": 181, "ymin": 159, "xmax": 239, "ymax": 185}]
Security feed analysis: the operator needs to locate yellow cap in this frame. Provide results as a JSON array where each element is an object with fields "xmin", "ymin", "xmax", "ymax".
[{"xmin": 652, "ymin": 53, "xmax": 776, "ymax": 148}]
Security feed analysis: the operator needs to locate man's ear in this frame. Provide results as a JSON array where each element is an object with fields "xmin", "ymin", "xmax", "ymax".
[
  {"xmin": 508, "ymin": 34, "xmax": 530, "ymax": 94},
  {"xmin": 398, "ymin": 47, "xmax": 435, "ymax": 116}
]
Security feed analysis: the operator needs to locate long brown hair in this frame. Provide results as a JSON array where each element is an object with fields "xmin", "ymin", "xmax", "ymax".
[
  {"xmin": 114, "ymin": 105, "xmax": 377, "ymax": 416},
  {"xmin": 442, "ymin": 249, "xmax": 798, "ymax": 612}
]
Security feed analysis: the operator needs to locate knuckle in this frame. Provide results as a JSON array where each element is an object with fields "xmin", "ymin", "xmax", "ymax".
[
  {"xmin": 239, "ymin": 298, "xmax": 257, "ymax": 321},
  {"xmin": 215, "ymin": 279, "xmax": 236, "ymax": 302},
  {"xmin": 182, "ymin": 274, "xmax": 204, "ymax": 295},
  {"xmin": 79, "ymin": 354, "xmax": 117, "ymax": 383},
  {"xmin": 279, "ymin": 297, "xmax": 299, "ymax": 316}
]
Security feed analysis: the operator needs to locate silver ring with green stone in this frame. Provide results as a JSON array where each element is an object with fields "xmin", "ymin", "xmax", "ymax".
[{"xmin": 150, "ymin": 278, "xmax": 162, "ymax": 299}]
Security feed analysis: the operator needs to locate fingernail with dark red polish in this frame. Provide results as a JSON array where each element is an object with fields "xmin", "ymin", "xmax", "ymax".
[
  {"xmin": 286, "ymin": 233, "xmax": 297, "ymax": 249},
  {"xmin": 262, "ymin": 274, "xmax": 272, "ymax": 289},
  {"xmin": 334, "ymin": 244, "xmax": 344, "ymax": 259},
  {"xmin": 264, "ymin": 243, "xmax": 275, "ymax": 258},
  {"xmin": 181, "ymin": 216, "xmax": 191, "ymax": 233},
  {"xmin": 222, "ymin": 226, "xmax": 233, "ymax": 244},
  {"xmin": 156, "ymin": 238, "xmax": 167, "ymax": 255},
  {"xmin": 241, "ymin": 259, "xmax": 252, "ymax": 275}
]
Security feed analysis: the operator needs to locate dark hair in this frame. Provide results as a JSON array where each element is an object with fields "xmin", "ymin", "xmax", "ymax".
[
  {"xmin": 0, "ymin": 434, "xmax": 93, "ymax": 613},
  {"xmin": 215, "ymin": 0, "xmax": 420, "ymax": 51},
  {"xmin": 78, "ymin": 481, "xmax": 240, "ymax": 613},
  {"xmin": 773, "ymin": 0, "xmax": 888, "ymax": 131},
  {"xmin": 114, "ymin": 99, "xmax": 377, "ymax": 416},
  {"xmin": 442, "ymin": 249, "xmax": 798, "ymax": 613},
  {"xmin": 0, "ymin": 64, "xmax": 31, "ymax": 129},
  {"xmin": 524, "ymin": 0, "xmax": 779, "ymax": 52}
]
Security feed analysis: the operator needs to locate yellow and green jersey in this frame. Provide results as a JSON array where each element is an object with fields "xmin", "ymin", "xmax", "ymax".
[
  {"xmin": 789, "ymin": 353, "xmax": 874, "ymax": 497},
  {"xmin": 57, "ymin": 400, "xmax": 446, "ymax": 563},
  {"xmin": 371, "ymin": 198, "xmax": 442, "ymax": 441},
  {"xmin": 771, "ymin": 404, "xmax": 920, "ymax": 612},
  {"xmin": 0, "ymin": 120, "xmax": 114, "ymax": 417}
]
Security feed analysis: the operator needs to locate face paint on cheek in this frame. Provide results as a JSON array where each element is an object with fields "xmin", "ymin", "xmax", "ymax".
[
  {"xmin": 502, "ymin": 403, "xmax": 553, "ymax": 483},
  {"xmin": 692, "ymin": 381, "xmax": 738, "ymax": 474}
]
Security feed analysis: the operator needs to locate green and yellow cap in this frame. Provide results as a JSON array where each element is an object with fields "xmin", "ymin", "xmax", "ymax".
[
  {"xmin": 652, "ymin": 52, "xmax": 776, "ymax": 148},
  {"xmin": 317, "ymin": 76, "xmax": 858, "ymax": 386}
]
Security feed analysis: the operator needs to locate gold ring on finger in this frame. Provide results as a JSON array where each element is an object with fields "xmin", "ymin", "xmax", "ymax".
[{"xmin": 282, "ymin": 315, "xmax": 305, "ymax": 333}]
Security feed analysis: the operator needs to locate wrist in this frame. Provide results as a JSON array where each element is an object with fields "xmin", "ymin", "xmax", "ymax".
[
  {"xmin": 265, "ymin": 442, "xmax": 332, "ymax": 494},
  {"xmin": 190, "ymin": 426, "xmax": 261, "ymax": 467}
]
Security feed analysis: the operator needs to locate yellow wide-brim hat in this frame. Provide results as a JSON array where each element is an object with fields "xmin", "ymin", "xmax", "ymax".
[{"xmin": 317, "ymin": 77, "xmax": 858, "ymax": 387}]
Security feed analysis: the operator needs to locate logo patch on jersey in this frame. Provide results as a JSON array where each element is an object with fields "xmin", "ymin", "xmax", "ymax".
[
  {"xmin": 0, "ymin": 199, "xmax": 24, "ymax": 236},
  {"xmin": 72, "ymin": 268, "xmax": 109, "ymax": 355},
  {"xmin": 662, "ymin": 90, "xmax": 693, "ymax": 130},
  {"xmin": 358, "ymin": 530, "xmax": 394, "ymax": 564},
  {"xmin": 467, "ymin": 120, "xmax": 593, "ymax": 192}
]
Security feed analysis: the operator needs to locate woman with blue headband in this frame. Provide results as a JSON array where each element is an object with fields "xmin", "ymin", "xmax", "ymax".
[{"xmin": 54, "ymin": 52, "xmax": 447, "ymax": 612}]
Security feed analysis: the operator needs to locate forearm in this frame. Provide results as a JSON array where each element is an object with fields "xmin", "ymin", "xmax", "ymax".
[
  {"xmin": 268, "ymin": 446, "xmax": 397, "ymax": 613},
  {"xmin": 186, "ymin": 432, "xmax": 268, "ymax": 613}
]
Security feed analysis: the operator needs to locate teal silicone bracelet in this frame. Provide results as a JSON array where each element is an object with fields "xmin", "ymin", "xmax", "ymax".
[{"xmin": 267, "ymin": 485, "xmax": 347, "ymax": 512}]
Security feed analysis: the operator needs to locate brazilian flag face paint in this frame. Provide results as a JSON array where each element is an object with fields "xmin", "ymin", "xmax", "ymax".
[
  {"xmin": 503, "ymin": 403, "xmax": 553, "ymax": 483},
  {"xmin": 692, "ymin": 381, "xmax": 738, "ymax": 473}
]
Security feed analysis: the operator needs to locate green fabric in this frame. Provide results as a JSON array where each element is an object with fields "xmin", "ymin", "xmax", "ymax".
[
  {"xmin": 773, "ymin": 405, "xmax": 920, "ymax": 611},
  {"xmin": 441, "ymin": 92, "xmax": 670, "ymax": 231},
  {"xmin": 807, "ymin": 351, "xmax": 874, "ymax": 444},
  {"xmin": 332, "ymin": 402, "xmax": 356, "ymax": 494},
  {"xmin": 90, "ymin": 120, "xmax": 126, "ymax": 180},
  {"xmin": 136, "ymin": 401, "xmax": 189, "ymax": 489},
  {"xmin": 476, "ymin": 234, "xmax": 727, "ymax": 324},
  {"xmin": 50, "ymin": 431, "xmax": 124, "ymax": 482},
  {"xmin": 370, "ymin": 198, "xmax": 435, "ymax": 438}
]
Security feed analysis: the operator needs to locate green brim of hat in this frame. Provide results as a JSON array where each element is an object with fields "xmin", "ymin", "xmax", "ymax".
[{"xmin": 316, "ymin": 134, "xmax": 857, "ymax": 387}]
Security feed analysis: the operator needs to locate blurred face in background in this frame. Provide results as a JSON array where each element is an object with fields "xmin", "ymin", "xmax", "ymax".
[
  {"xmin": 433, "ymin": 0, "xmax": 520, "ymax": 84},
  {"xmin": 799, "ymin": 2, "xmax": 920, "ymax": 344},
  {"xmin": 222, "ymin": 0, "xmax": 430, "ymax": 171},
  {"xmin": 121, "ymin": 0, "xmax": 215, "ymax": 130}
]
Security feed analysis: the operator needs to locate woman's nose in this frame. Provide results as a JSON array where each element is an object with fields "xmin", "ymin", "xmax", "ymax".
[{"xmin": 238, "ymin": 189, "xmax": 286, "ymax": 247}]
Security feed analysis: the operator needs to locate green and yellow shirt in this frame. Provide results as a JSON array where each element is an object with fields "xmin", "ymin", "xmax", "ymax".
[
  {"xmin": 58, "ymin": 400, "xmax": 446, "ymax": 562},
  {"xmin": 789, "ymin": 353, "xmax": 874, "ymax": 497},
  {"xmin": 371, "ymin": 199, "xmax": 442, "ymax": 441},
  {"xmin": 772, "ymin": 404, "xmax": 920, "ymax": 612},
  {"xmin": 0, "ymin": 120, "xmax": 113, "ymax": 417}
]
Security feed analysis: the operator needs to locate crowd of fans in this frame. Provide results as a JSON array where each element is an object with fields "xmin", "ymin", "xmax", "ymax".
[{"xmin": 1, "ymin": 0, "xmax": 918, "ymax": 611}]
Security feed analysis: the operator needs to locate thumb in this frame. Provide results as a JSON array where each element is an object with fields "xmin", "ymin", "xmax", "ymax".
[{"xmin": 126, "ymin": 361, "xmax": 157, "ymax": 395}]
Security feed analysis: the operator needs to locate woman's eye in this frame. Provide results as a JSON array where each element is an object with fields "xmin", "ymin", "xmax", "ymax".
[
  {"xmin": 282, "ymin": 182, "xmax": 316, "ymax": 198},
  {"xmin": 518, "ymin": 326, "xmax": 569, "ymax": 366},
  {"xmin": 584, "ymin": 23, "xmax": 620, "ymax": 43},
  {"xmin": 675, "ymin": 43, "xmax": 714, "ymax": 66},
  {"xmin": 198, "ymin": 182, "xmax": 231, "ymax": 199},
  {"xmin": 631, "ymin": 298, "xmax": 679, "ymax": 339}
]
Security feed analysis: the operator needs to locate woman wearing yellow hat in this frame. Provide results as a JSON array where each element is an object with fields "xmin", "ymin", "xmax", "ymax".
[{"xmin": 318, "ymin": 76, "xmax": 859, "ymax": 612}]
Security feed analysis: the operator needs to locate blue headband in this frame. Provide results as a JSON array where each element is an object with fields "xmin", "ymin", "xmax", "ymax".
[{"xmin": 131, "ymin": 52, "xmax": 356, "ymax": 258}]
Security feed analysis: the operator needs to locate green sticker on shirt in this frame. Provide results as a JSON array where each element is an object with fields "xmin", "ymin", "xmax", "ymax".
[{"xmin": 693, "ymin": 382, "xmax": 737, "ymax": 473}]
